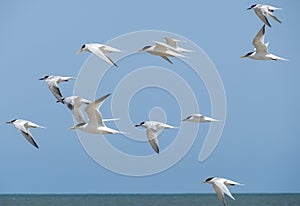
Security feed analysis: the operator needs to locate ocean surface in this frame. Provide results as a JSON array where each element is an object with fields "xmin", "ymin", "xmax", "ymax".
[{"xmin": 0, "ymin": 194, "xmax": 299, "ymax": 206}]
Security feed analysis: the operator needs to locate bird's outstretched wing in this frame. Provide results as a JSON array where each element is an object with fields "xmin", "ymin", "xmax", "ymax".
[
  {"xmin": 146, "ymin": 128, "xmax": 159, "ymax": 153},
  {"xmin": 160, "ymin": 56, "xmax": 173, "ymax": 64},
  {"xmin": 215, "ymin": 179, "xmax": 235, "ymax": 200},
  {"xmin": 255, "ymin": 9, "xmax": 271, "ymax": 27},
  {"xmin": 268, "ymin": 12, "xmax": 282, "ymax": 23},
  {"xmin": 252, "ymin": 25, "xmax": 268, "ymax": 53},
  {"xmin": 48, "ymin": 82, "xmax": 63, "ymax": 102},
  {"xmin": 85, "ymin": 93, "xmax": 111, "ymax": 127},
  {"xmin": 164, "ymin": 37, "xmax": 179, "ymax": 48},
  {"xmin": 91, "ymin": 46, "xmax": 118, "ymax": 67},
  {"xmin": 20, "ymin": 130, "xmax": 39, "ymax": 149}
]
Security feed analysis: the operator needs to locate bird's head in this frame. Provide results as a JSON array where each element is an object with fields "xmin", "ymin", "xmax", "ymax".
[
  {"xmin": 201, "ymin": 177, "xmax": 215, "ymax": 184},
  {"xmin": 240, "ymin": 51, "xmax": 254, "ymax": 58},
  {"xmin": 68, "ymin": 122, "xmax": 86, "ymax": 130},
  {"xmin": 39, "ymin": 75, "xmax": 50, "ymax": 80},
  {"xmin": 135, "ymin": 121, "xmax": 145, "ymax": 127},
  {"xmin": 247, "ymin": 4, "xmax": 257, "ymax": 10},
  {"xmin": 137, "ymin": 46, "xmax": 151, "ymax": 52},
  {"xmin": 182, "ymin": 115, "xmax": 192, "ymax": 121},
  {"xmin": 5, "ymin": 119, "xmax": 17, "ymax": 124},
  {"xmin": 77, "ymin": 44, "xmax": 87, "ymax": 55}
]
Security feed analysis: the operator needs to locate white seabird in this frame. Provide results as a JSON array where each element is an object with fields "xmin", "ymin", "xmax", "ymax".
[
  {"xmin": 182, "ymin": 114, "xmax": 219, "ymax": 122},
  {"xmin": 202, "ymin": 177, "xmax": 243, "ymax": 206},
  {"xmin": 240, "ymin": 25, "xmax": 286, "ymax": 61},
  {"xmin": 247, "ymin": 4, "xmax": 282, "ymax": 27},
  {"xmin": 6, "ymin": 119, "xmax": 45, "ymax": 149},
  {"xmin": 77, "ymin": 43, "xmax": 121, "ymax": 67},
  {"xmin": 137, "ymin": 42, "xmax": 186, "ymax": 64},
  {"xmin": 68, "ymin": 93, "xmax": 124, "ymax": 134},
  {"xmin": 39, "ymin": 75, "xmax": 74, "ymax": 103},
  {"xmin": 135, "ymin": 121, "xmax": 177, "ymax": 154}
]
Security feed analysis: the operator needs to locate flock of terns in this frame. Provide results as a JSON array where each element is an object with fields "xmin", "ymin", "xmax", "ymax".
[{"xmin": 5, "ymin": 4, "xmax": 286, "ymax": 206}]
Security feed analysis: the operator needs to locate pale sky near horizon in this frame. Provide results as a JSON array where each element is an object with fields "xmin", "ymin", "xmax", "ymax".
[{"xmin": 1, "ymin": 0, "xmax": 300, "ymax": 194}]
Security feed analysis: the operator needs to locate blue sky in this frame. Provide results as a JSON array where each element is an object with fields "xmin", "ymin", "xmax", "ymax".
[{"xmin": 1, "ymin": 0, "xmax": 300, "ymax": 194}]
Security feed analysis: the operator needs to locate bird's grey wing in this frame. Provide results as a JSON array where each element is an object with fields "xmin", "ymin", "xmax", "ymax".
[
  {"xmin": 146, "ymin": 128, "xmax": 159, "ymax": 153},
  {"xmin": 160, "ymin": 56, "xmax": 173, "ymax": 64},
  {"xmin": 85, "ymin": 93, "xmax": 111, "ymax": 127},
  {"xmin": 24, "ymin": 121, "xmax": 44, "ymax": 129},
  {"xmin": 48, "ymin": 83, "xmax": 63, "ymax": 102},
  {"xmin": 252, "ymin": 25, "xmax": 268, "ymax": 53},
  {"xmin": 215, "ymin": 180, "xmax": 235, "ymax": 200},
  {"xmin": 19, "ymin": 130, "xmax": 39, "ymax": 149},
  {"xmin": 213, "ymin": 183, "xmax": 227, "ymax": 206},
  {"xmin": 224, "ymin": 179, "xmax": 243, "ymax": 186},
  {"xmin": 268, "ymin": 12, "xmax": 282, "ymax": 23},
  {"xmin": 91, "ymin": 46, "xmax": 118, "ymax": 67},
  {"xmin": 255, "ymin": 9, "xmax": 271, "ymax": 27},
  {"xmin": 164, "ymin": 37, "xmax": 177, "ymax": 48},
  {"xmin": 72, "ymin": 107, "xmax": 86, "ymax": 123}
]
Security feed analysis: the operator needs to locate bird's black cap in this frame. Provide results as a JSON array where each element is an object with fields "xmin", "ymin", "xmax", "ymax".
[
  {"xmin": 247, "ymin": 4, "xmax": 257, "ymax": 10},
  {"xmin": 245, "ymin": 51, "xmax": 254, "ymax": 57},
  {"xmin": 135, "ymin": 121, "xmax": 145, "ymax": 127},
  {"xmin": 142, "ymin": 46, "xmax": 151, "ymax": 50},
  {"xmin": 205, "ymin": 177, "xmax": 214, "ymax": 182},
  {"xmin": 39, "ymin": 75, "xmax": 49, "ymax": 80}
]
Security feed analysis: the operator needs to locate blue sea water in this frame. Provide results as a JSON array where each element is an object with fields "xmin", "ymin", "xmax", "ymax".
[{"xmin": 0, "ymin": 194, "xmax": 299, "ymax": 206}]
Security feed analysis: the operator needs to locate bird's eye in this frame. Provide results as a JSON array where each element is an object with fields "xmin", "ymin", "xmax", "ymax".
[
  {"xmin": 140, "ymin": 121, "xmax": 145, "ymax": 125},
  {"xmin": 81, "ymin": 44, "xmax": 86, "ymax": 49}
]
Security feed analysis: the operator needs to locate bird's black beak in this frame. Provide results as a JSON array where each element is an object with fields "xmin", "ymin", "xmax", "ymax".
[
  {"xmin": 39, "ymin": 77, "xmax": 45, "ymax": 80},
  {"xmin": 5, "ymin": 121, "xmax": 12, "ymax": 124},
  {"xmin": 247, "ymin": 7, "xmax": 251, "ymax": 10},
  {"xmin": 135, "ymin": 124, "xmax": 140, "ymax": 127}
]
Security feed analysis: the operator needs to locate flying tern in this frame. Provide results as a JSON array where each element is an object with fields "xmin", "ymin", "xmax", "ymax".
[
  {"xmin": 135, "ymin": 121, "xmax": 176, "ymax": 154},
  {"xmin": 68, "ymin": 93, "xmax": 124, "ymax": 134},
  {"xmin": 39, "ymin": 75, "xmax": 74, "ymax": 103},
  {"xmin": 240, "ymin": 25, "xmax": 286, "ymax": 61},
  {"xmin": 77, "ymin": 43, "xmax": 121, "ymax": 67},
  {"xmin": 182, "ymin": 114, "xmax": 220, "ymax": 122},
  {"xmin": 6, "ymin": 119, "xmax": 45, "ymax": 149},
  {"xmin": 137, "ymin": 42, "xmax": 186, "ymax": 64},
  {"xmin": 202, "ymin": 177, "xmax": 243, "ymax": 206},
  {"xmin": 247, "ymin": 4, "xmax": 282, "ymax": 27}
]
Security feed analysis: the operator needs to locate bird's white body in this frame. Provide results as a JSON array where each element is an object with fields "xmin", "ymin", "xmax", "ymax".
[
  {"xmin": 202, "ymin": 177, "xmax": 243, "ymax": 206},
  {"xmin": 135, "ymin": 121, "xmax": 176, "ymax": 154},
  {"xmin": 6, "ymin": 119, "xmax": 45, "ymax": 149},
  {"xmin": 241, "ymin": 25, "xmax": 286, "ymax": 61},
  {"xmin": 138, "ymin": 42, "xmax": 186, "ymax": 64},
  {"xmin": 77, "ymin": 43, "xmax": 122, "ymax": 67},
  {"xmin": 248, "ymin": 4, "xmax": 282, "ymax": 27},
  {"xmin": 182, "ymin": 114, "xmax": 219, "ymax": 122},
  {"xmin": 40, "ymin": 75, "xmax": 74, "ymax": 103},
  {"xmin": 69, "ymin": 94, "xmax": 124, "ymax": 135}
]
